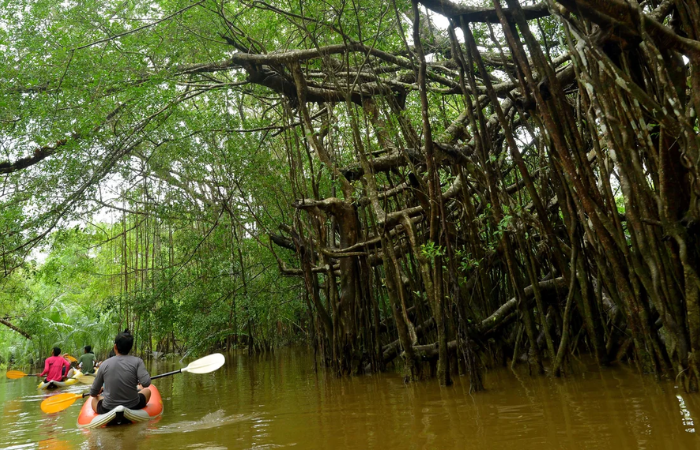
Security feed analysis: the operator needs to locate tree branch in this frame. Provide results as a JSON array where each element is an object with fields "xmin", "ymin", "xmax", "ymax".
[
  {"xmin": 0, "ymin": 317, "xmax": 31, "ymax": 340},
  {"xmin": 420, "ymin": 0, "xmax": 549, "ymax": 23}
]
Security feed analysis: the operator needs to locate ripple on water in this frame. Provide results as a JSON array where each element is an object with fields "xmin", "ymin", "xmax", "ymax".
[
  {"xmin": 186, "ymin": 444, "xmax": 228, "ymax": 450},
  {"xmin": 149, "ymin": 410, "xmax": 259, "ymax": 434}
]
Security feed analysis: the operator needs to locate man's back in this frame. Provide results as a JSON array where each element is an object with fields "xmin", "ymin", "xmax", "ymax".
[
  {"xmin": 78, "ymin": 353, "xmax": 96, "ymax": 374},
  {"xmin": 90, "ymin": 354, "xmax": 151, "ymax": 410}
]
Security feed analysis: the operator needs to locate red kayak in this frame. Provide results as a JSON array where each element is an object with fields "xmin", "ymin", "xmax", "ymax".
[{"xmin": 77, "ymin": 385, "xmax": 163, "ymax": 428}]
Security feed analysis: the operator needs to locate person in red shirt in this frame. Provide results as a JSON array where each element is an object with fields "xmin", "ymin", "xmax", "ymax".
[{"xmin": 37, "ymin": 347, "xmax": 71, "ymax": 382}]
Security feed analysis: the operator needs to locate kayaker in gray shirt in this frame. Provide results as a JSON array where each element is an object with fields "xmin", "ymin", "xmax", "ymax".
[{"xmin": 90, "ymin": 329, "xmax": 152, "ymax": 413}]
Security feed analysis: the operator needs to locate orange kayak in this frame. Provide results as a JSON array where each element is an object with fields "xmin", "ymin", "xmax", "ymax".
[{"xmin": 77, "ymin": 384, "xmax": 163, "ymax": 428}]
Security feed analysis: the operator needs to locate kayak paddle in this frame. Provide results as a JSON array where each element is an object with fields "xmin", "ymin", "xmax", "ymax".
[
  {"xmin": 40, "ymin": 353, "xmax": 225, "ymax": 414},
  {"xmin": 41, "ymin": 392, "xmax": 89, "ymax": 414},
  {"xmin": 6, "ymin": 370, "xmax": 38, "ymax": 380},
  {"xmin": 64, "ymin": 355, "xmax": 78, "ymax": 363},
  {"xmin": 151, "ymin": 353, "xmax": 226, "ymax": 379}
]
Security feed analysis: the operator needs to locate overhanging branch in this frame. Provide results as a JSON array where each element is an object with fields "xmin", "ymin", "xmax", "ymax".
[
  {"xmin": 420, "ymin": 0, "xmax": 549, "ymax": 23},
  {"xmin": 0, "ymin": 317, "xmax": 31, "ymax": 340}
]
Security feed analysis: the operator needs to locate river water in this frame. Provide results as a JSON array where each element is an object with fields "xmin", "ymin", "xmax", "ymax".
[{"xmin": 1, "ymin": 348, "xmax": 699, "ymax": 449}]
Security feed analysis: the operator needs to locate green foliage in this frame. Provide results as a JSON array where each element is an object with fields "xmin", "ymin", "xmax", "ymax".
[
  {"xmin": 0, "ymin": 215, "xmax": 304, "ymax": 365},
  {"xmin": 420, "ymin": 241, "xmax": 445, "ymax": 262},
  {"xmin": 0, "ymin": 0, "xmax": 617, "ymax": 371}
]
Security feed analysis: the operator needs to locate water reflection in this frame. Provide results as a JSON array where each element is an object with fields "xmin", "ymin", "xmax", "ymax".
[
  {"xmin": 37, "ymin": 438, "xmax": 71, "ymax": 450},
  {"xmin": 80, "ymin": 422, "xmax": 149, "ymax": 450},
  {"xmin": 677, "ymin": 394, "xmax": 696, "ymax": 434},
  {"xmin": 2, "ymin": 350, "xmax": 700, "ymax": 449}
]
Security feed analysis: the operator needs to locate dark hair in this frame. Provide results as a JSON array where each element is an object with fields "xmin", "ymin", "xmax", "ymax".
[
  {"xmin": 52, "ymin": 347, "xmax": 61, "ymax": 357},
  {"xmin": 85, "ymin": 345, "xmax": 92, "ymax": 353},
  {"xmin": 115, "ymin": 329, "xmax": 134, "ymax": 355}
]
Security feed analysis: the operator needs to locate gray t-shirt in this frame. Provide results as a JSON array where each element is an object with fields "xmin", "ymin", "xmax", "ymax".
[{"xmin": 90, "ymin": 354, "xmax": 151, "ymax": 410}]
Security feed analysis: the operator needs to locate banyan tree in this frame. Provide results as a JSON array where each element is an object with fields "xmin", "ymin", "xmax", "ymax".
[
  {"xmin": 265, "ymin": 0, "xmax": 700, "ymax": 391},
  {"xmin": 1, "ymin": 0, "xmax": 700, "ymax": 391}
]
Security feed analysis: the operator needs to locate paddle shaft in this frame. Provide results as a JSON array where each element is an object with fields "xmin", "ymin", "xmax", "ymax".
[
  {"xmin": 151, "ymin": 369, "xmax": 182, "ymax": 380},
  {"xmin": 145, "ymin": 353, "xmax": 224, "ymax": 379}
]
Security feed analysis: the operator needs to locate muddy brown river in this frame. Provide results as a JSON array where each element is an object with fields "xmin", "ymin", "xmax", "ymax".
[{"xmin": 1, "ymin": 349, "xmax": 699, "ymax": 449}]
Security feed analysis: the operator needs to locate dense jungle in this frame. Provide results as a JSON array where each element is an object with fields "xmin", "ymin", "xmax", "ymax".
[{"xmin": 2, "ymin": 0, "xmax": 700, "ymax": 396}]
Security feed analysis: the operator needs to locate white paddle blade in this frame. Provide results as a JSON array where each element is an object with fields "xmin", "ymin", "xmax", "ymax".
[{"xmin": 183, "ymin": 353, "xmax": 226, "ymax": 374}]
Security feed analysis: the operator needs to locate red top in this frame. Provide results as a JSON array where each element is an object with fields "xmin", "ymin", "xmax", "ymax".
[{"xmin": 40, "ymin": 356, "xmax": 70, "ymax": 381}]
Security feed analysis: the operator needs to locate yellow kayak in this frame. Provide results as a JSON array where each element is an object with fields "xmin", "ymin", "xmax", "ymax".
[
  {"xmin": 38, "ymin": 378, "xmax": 79, "ymax": 389},
  {"xmin": 38, "ymin": 368, "xmax": 97, "ymax": 389}
]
